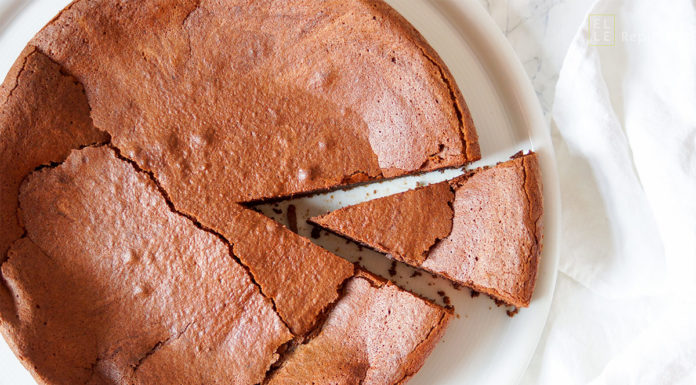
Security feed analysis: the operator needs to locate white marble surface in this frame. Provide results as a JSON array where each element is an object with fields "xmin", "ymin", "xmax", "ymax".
[{"xmin": 475, "ymin": 0, "xmax": 595, "ymax": 116}]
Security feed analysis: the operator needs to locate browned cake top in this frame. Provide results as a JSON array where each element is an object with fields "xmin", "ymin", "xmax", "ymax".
[
  {"xmin": 267, "ymin": 271, "xmax": 451, "ymax": 385},
  {"xmin": 2, "ymin": 147, "xmax": 292, "ymax": 384},
  {"xmin": 33, "ymin": 0, "xmax": 479, "ymax": 206},
  {"xmin": 425, "ymin": 153, "xmax": 543, "ymax": 307},
  {"xmin": 311, "ymin": 182, "xmax": 455, "ymax": 266}
]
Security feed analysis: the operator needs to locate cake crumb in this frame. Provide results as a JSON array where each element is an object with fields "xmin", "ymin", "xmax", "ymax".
[
  {"xmin": 272, "ymin": 208, "xmax": 282, "ymax": 214},
  {"xmin": 506, "ymin": 308, "xmax": 519, "ymax": 318},
  {"xmin": 388, "ymin": 261, "xmax": 397, "ymax": 277},
  {"xmin": 436, "ymin": 291, "xmax": 451, "ymax": 307},
  {"xmin": 470, "ymin": 290, "xmax": 479, "ymax": 298},
  {"xmin": 410, "ymin": 271, "xmax": 422, "ymax": 278},
  {"xmin": 310, "ymin": 226, "xmax": 322, "ymax": 239},
  {"xmin": 451, "ymin": 282, "xmax": 463, "ymax": 291},
  {"xmin": 286, "ymin": 204, "xmax": 298, "ymax": 233},
  {"xmin": 493, "ymin": 298, "xmax": 506, "ymax": 307}
]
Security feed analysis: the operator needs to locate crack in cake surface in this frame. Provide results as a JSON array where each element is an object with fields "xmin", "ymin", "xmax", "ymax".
[
  {"xmin": 106, "ymin": 143, "xmax": 295, "ymax": 334},
  {"xmin": 4, "ymin": 146, "xmax": 293, "ymax": 384}
]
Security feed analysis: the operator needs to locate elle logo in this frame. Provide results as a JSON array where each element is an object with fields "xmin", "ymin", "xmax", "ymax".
[{"xmin": 588, "ymin": 14, "xmax": 616, "ymax": 46}]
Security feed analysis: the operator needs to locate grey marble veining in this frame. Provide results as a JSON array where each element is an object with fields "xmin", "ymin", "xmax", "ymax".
[{"xmin": 476, "ymin": 0, "xmax": 595, "ymax": 118}]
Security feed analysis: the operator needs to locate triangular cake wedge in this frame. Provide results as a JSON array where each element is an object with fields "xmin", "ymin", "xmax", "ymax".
[
  {"xmin": 310, "ymin": 153, "xmax": 544, "ymax": 308},
  {"xmin": 267, "ymin": 270, "xmax": 451, "ymax": 385}
]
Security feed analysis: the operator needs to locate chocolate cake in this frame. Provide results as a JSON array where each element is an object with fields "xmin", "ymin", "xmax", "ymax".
[
  {"xmin": 0, "ymin": 0, "xmax": 480, "ymax": 383},
  {"xmin": 310, "ymin": 153, "xmax": 544, "ymax": 308}
]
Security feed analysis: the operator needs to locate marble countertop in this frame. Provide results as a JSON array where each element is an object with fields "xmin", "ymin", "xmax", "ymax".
[{"xmin": 475, "ymin": 0, "xmax": 595, "ymax": 117}]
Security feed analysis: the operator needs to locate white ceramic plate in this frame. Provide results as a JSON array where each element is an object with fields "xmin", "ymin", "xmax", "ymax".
[{"xmin": 0, "ymin": 0, "xmax": 560, "ymax": 384}]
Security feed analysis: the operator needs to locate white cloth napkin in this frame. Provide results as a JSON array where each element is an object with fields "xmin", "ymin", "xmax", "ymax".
[{"xmin": 523, "ymin": 0, "xmax": 696, "ymax": 383}]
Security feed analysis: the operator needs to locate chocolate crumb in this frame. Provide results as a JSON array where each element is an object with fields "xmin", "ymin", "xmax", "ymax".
[
  {"xmin": 357, "ymin": 244, "xmax": 363, "ymax": 251},
  {"xmin": 272, "ymin": 208, "xmax": 282, "ymax": 214},
  {"xmin": 388, "ymin": 261, "xmax": 397, "ymax": 277},
  {"xmin": 493, "ymin": 298, "xmax": 506, "ymax": 307},
  {"xmin": 286, "ymin": 204, "xmax": 298, "ymax": 233},
  {"xmin": 310, "ymin": 226, "xmax": 322, "ymax": 239},
  {"xmin": 451, "ymin": 282, "xmax": 463, "ymax": 291},
  {"xmin": 431, "ymin": 274, "xmax": 439, "ymax": 279},
  {"xmin": 410, "ymin": 271, "xmax": 422, "ymax": 278},
  {"xmin": 506, "ymin": 308, "xmax": 519, "ymax": 317},
  {"xmin": 436, "ymin": 290, "xmax": 451, "ymax": 307},
  {"xmin": 470, "ymin": 290, "xmax": 479, "ymax": 298}
]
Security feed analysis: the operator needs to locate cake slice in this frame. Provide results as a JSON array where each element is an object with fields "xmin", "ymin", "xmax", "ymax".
[
  {"xmin": 267, "ymin": 270, "xmax": 451, "ymax": 385},
  {"xmin": 310, "ymin": 153, "xmax": 544, "ymax": 307}
]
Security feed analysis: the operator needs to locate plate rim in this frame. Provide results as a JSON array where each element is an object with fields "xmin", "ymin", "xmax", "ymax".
[
  {"xmin": 426, "ymin": 0, "xmax": 561, "ymax": 382},
  {"xmin": 386, "ymin": 1, "xmax": 561, "ymax": 383}
]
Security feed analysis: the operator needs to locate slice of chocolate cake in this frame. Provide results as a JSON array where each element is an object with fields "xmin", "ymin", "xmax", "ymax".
[
  {"xmin": 267, "ymin": 271, "xmax": 451, "ymax": 385},
  {"xmin": 310, "ymin": 153, "xmax": 544, "ymax": 307}
]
